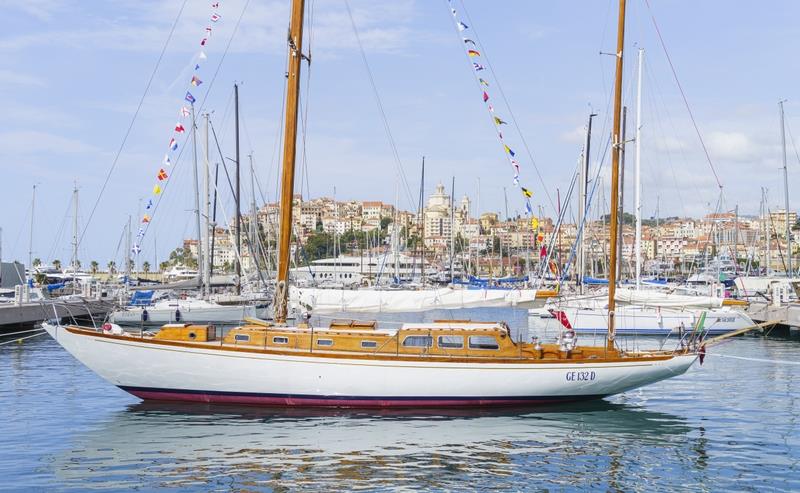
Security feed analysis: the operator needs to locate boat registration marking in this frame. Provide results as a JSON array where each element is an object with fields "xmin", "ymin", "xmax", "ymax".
[{"xmin": 566, "ymin": 370, "xmax": 596, "ymax": 382}]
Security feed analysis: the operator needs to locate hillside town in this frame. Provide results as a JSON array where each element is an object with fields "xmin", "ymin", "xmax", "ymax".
[{"xmin": 175, "ymin": 183, "xmax": 798, "ymax": 279}]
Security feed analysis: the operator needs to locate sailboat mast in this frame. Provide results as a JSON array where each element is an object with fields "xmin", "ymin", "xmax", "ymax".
[
  {"xmin": 634, "ymin": 48, "xmax": 644, "ymax": 288},
  {"xmin": 618, "ymin": 107, "xmax": 627, "ymax": 282},
  {"xmin": 203, "ymin": 113, "xmax": 211, "ymax": 298},
  {"xmin": 125, "ymin": 215, "xmax": 132, "ymax": 290},
  {"xmin": 780, "ymin": 99, "xmax": 792, "ymax": 278},
  {"xmin": 607, "ymin": 0, "xmax": 627, "ymax": 350},
  {"xmin": 764, "ymin": 188, "xmax": 771, "ymax": 274},
  {"xmin": 191, "ymin": 106, "xmax": 204, "ymax": 295},
  {"xmin": 274, "ymin": 0, "xmax": 305, "ymax": 323},
  {"xmin": 393, "ymin": 181, "xmax": 400, "ymax": 282},
  {"xmin": 420, "ymin": 156, "xmax": 425, "ymax": 284},
  {"xmin": 235, "ymin": 83, "xmax": 242, "ymax": 294},
  {"xmin": 249, "ymin": 154, "xmax": 260, "ymax": 276},
  {"xmin": 450, "ymin": 176, "xmax": 455, "ymax": 282},
  {"xmin": 734, "ymin": 204, "xmax": 739, "ymax": 266},
  {"xmin": 28, "ymin": 184, "xmax": 35, "ymax": 278},
  {"xmin": 578, "ymin": 113, "xmax": 595, "ymax": 294},
  {"xmin": 72, "ymin": 183, "xmax": 79, "ymax": 272}
]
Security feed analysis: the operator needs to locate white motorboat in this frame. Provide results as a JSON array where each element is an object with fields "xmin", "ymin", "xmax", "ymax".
[{"xmin": 108, "ymin": 297, "xmax": 269, "ymax": 325}]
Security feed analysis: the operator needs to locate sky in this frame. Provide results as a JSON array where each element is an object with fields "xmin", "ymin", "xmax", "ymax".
[{"xmin": 3, "ymin": 0, "xmax": 800, "ymax": 267}]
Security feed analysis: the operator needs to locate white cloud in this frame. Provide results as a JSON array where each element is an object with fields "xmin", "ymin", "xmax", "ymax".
[
  {"xmin": 560, "ymin": 124, "xmax": 586, "ymax": 144},
  {"xmin": 0, "ymin": 69, "xmax": 46, "ymax": 87},
  {"xmin": 706, "ymin": 130, "xmax": 773, "ymax": 162},
  {"xmin": 0, "ymin": 131, "xmax": 99, "ymax": 155},
  {"xmin": 0, "ymin": 0, "xmax": 418, "ymax": 56},
  {"xmin": 5, "ymin": 0, "xmax": 64, "ymax": 21}
]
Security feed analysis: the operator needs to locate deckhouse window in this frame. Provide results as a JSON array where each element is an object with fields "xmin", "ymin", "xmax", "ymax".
[
  {"xmin": 234, "ymin": 334, "xmax": 250, "ymax": 342},
  {"xmin": 273, "ymin": 336, "xmax": 289, "ymax": 345},
  {"xmin": 438, "ymin": 335, "xmax": 463, "ymax": 349},
  {"xmin": 361, "ymin": 340, "xmax": 377, "ymax": 348},
  {"xmin": 402, "ymin": 335, "xmax": 433, "ymax": 348},
  {"xmin": 468, "ymin": 335, "xmax": 499, "ymax": 350},
  {"xmin": 317, "ymin": 339, "xmax": 334, "ymax": 347}
]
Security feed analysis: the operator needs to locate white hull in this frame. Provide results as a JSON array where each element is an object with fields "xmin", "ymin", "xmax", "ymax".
[
  {"xmin": 551, "ymin": 305, "xmax": 754, "ymax": 336},
  {"xmin": 292, "ymin": 286, "xmax": 538, "ymax": 313},
  {"xmin": 734, "ymin": 276, "xmax": 795, "ymax": 298},
  {"xmin": 109, "ymin": 301, "xmax": 268, "ymax": 325},
  {"xmin": 44, "ymin": 324, "xmax": 696, "ymax": 407},
  {"xmin": 614, "ymin": 287, "xmax": 725, "ymax": 309}
]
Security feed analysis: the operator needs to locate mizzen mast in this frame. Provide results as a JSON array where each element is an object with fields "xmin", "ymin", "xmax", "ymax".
[
  {"xmin": 274, "ymin": 0, "xmax": 306, "ymax": 323},
  {"xmin": 607, "ymin": 0, "xmax": 627, "ymax": 350}
]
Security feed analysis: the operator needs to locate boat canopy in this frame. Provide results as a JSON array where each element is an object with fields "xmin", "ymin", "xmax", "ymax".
[{"xmin": 129, "ymin": 290, "xmax": 155, "ymax": 306}]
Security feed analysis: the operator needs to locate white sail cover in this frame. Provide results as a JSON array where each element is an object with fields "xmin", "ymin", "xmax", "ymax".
[
  {"xmin": 614, "ymin": 287, "xmax": 724, "ymax": 308},
  {"xmin": 291, "ymin": 286, "xmax": 537, "ymax": 313}
]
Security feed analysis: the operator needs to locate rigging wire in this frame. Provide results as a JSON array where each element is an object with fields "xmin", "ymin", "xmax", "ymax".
[
  {"xmin": 79, "ymin": 0, "xmax": 190, "ymax": 246},
  {"xmin": 8, "ymin": 190, "xmax": 34, "ymax": 265},
  {"xmin": 46, "ymin": 196, "xmax": 73, "ymax": 262},
  {"xmin": 643, "ymin": 60, "xmax": 692, "ymax": 218},
  {"xmin": 642, "ymin": 0, "xmax": 723, "ymax": 191},
  {"xmin": 783, "ymin": 112, "xmax": 800, "ymax": 173},
  {"xmin": 140, "ymin": 0, "xmax": 251, "ymax": 255},
  {"xmin": 342, "ymin": 0, "xmax": 416, "ymax": 210},
  {"xmin": 195, "ymin": 0, "xmax": 252, "ymax": 115},
  {"xmin": 209, "ymin": 120, "xmax": 237, "ymax": 197},
  {"xmin": 456, "ymin": 0, "xmax": 556, "ymax": 214},
  {"xmin": 299, "ymin": 0, "xmax": 316, "ymax": 202}
]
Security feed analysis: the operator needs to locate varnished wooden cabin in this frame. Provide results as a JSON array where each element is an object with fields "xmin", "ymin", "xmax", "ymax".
[{"xmin": 142, "ymin": 320, "xmax": 666, "ymax": 363}]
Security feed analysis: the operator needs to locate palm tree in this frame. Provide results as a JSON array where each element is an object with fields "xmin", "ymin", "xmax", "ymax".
[
  {"xmin": 90, "ymin": 261, "xmax": 99, "ymax": 274},
  {"xmin": 33, "ymin": 258, "xmax": 41, "ymax": 267},
  {"xmin": 53, "ymin": 259, "xmax": 62, "ymax": 271},
  {"xmin": 142, "ymin": 261, "xmax": 151, "ymax": 275},
  {"xmin": 107, "ymin": 260, "xmax": 117, "ymax": 275}
]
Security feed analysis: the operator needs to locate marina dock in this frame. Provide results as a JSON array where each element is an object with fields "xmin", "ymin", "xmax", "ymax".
[
  {"xmin": 0, "ymin": 300, "xmax": 114, "ymax": 332},
  {"xmin": 746, "ymin": 301, "xmax": 800, "ymax": 337}
]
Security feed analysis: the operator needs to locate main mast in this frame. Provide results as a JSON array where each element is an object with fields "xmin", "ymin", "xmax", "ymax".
[
  {"xmin": 634, "ymin": 48, "xmax": 644, "ymax": 289},
  {"xmin": 72, "ymin": 183, "xmax": 79, "ymax": 272},
  {"xmin": 191, "ymin": 106, "xmax": 204, "ymax": 295},
  {"xmin": 607, "ymin": 0, "xmax": 627, "ymax": 350},
  {"xmin": 578, "ymin": 112, "xmax": 595, "ymax": 295},
  {"xmin": 28, "ymin": 184, "xmax": 36, "ymax": 279},
  {"xmin": 235, "ymin": 83, "xmax": 242, "ymax": 294},
  {"xmin": 274, "ymin": 0, "xmax": 306, "ymax": 323},
  {"xmin": 203, "ymin": 112, "xmax": 211, "ymax": 298},
  {"xmin": 780, "ymin": 99, "xmax": 792, "ymax": 278}
]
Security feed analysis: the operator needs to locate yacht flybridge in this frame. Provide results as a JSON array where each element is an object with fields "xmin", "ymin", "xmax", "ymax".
[{"xmin": 45, "ymin": 0, "xmax": 702, "ymax": 408}]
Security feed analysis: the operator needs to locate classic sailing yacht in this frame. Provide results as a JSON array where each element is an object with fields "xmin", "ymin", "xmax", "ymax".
[{"xmin": 43, "ymin": 0, "xmax": 698, "ymax": 407}]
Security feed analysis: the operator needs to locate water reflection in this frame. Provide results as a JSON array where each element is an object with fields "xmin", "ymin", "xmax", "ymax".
[{"xmin": 49, "ymin": 400, "xmax": 698, "ymax": 491}]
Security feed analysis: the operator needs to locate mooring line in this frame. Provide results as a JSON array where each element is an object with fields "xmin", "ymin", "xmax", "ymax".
[
  {"xmin": 0, "ymin": 328, "xmax": 48, "ymax": 339},
  {"xmin": 0, "ymin": 331, "xmax": 46, "ymax": 347},
  {"xmin": 706, "ymin": 353, "xmax": 800, "ymax": 366}
]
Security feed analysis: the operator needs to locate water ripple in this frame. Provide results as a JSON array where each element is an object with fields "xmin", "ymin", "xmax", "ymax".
[{"xmin": 1, "ymin": 312, "xmax": 799, "ymax": 492}]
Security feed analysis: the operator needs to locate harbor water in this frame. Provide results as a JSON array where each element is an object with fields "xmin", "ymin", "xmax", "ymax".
[{"xmin": 1, "ymin": 307, "xmax": 798, "ymax": 492}]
